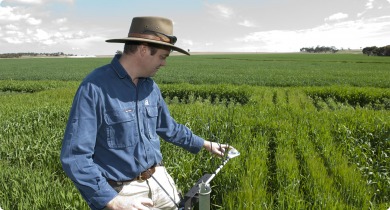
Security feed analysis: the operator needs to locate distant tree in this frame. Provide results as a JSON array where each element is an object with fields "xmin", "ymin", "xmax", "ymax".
[
  {"xmin": 116, "ymin": 50, "xmax": 123, "ymax": 54},
  {"xmin": 322, "ymin": 46, "xmax": 331, "ymax": 53},
  {"xmin": 314, "ymin": 45, "xmax": 321, "ymax": 53},
  {"xmin": 362, "ymin": 46, "xmax": 378, "ymax": 56},
  {"xmin": 304, "ymin": 47, "xmax": 314, "ymax": 53},
  {"xmin": 330, "ymin": 46, "xmax": 339, "ymax": 53},
  {"xmin": 385, "ymin": 45, "xmax": 390, "ymax": 56},
  {"xmin": 300, "ymin": 46, "xmax": 338, "ymax": 53},
  {"xmin": 372, "ymin": 45, "xmax": 390, "ymax": 56},
  {"xmin": 376, "ymin": 47, "xmax": 386, "ymax": 56}
]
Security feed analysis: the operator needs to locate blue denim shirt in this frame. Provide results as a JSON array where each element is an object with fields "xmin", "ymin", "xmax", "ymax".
[{"xmin": 60, "ymin": 54, "xmax": 204, "ymax": 210}]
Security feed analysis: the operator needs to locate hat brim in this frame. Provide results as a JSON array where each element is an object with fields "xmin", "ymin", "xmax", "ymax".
[{"xmin": 106, "ymin": 37, "xmax": 190, "ymax": 55}]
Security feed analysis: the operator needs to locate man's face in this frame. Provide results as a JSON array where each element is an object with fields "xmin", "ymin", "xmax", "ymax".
[{"xmin": 143, "ymin": 47, "xmax": 170, "ymax": 78}]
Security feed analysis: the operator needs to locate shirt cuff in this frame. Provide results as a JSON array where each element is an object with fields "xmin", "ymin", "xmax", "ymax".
[
  {"xmin": 189, "ymin": 134, "xmax": 205, "ymax": 154},
  {"xmin": 76, "ymin": 182, "xmax": 118, "ymax": 210}
]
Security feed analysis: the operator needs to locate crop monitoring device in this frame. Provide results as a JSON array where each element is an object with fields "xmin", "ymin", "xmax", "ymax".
[
  {"xmin": 178, "ymin": 148, "xmax": 240, "ymax": 210},
  {"xmin": 134, "ymin": 147, "xmax": 240, "ymax": 210},
  {"xmin": 134, "ymin": 110, "xmax": 241, "ymax": 209},
  {"xmin": 134, "ymin": 148, "xmax": 240, "ymax": 210}
]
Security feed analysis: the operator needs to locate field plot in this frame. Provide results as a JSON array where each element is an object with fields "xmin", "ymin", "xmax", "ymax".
[
  {"xmin": 0, "ymin": 54, "xmax": 389, "ymax": 209},
  {"xmin": 1, "ymin": 54, "xmax": 390, "ymax": 87}
]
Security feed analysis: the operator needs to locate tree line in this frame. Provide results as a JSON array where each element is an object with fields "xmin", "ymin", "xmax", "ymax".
[
  {"xmin": 0, "ymin": 52, "xmax": 68, "ymax": 58},
  {"xmin": 362, "ymin": 45, "xmax": 390, "ymax": 56},
  {"xmin": 0, "ymin": 53, "xmax": 23, "ymax": 58},
  {"xmin": 300, "ymin": 46, "xmax": 339, "ymax": 53}
]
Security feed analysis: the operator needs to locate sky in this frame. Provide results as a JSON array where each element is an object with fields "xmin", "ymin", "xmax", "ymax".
[{"xmin": 0, "ymin": 0, "xmax": 389, "ymax": 55}]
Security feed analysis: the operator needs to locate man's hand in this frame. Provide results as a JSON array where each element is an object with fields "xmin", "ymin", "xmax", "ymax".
[
  {"xmin": 203, "ymin": 140, "xmax": 233, "ymax": 157},
  {"xmin": 106, "ymin": 195, "xmax": 154, "ymax": 210}
]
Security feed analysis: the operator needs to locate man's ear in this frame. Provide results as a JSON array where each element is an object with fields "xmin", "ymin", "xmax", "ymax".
[{"xmin": 139, "ymin": 43, "xmax": 149, "ymax": 57}]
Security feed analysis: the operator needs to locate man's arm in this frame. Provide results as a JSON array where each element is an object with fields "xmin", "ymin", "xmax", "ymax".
[
  {"xmin": 154, "ymin": 83, "xmax": 234, "ymax": 156},
  {"xmin": 60, "ymin": 82, "xmax": 118, "ymax": 210}
]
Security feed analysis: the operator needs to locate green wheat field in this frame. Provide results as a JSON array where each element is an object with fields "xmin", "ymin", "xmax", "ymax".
[{"xmin": 0, "ymin": 53, "xmax": 389, "ymax": 209}]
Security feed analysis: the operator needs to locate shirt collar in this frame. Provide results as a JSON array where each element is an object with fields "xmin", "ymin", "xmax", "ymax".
[
  {"xmin": 111, "ymin": 54, "xmax": 150, "ymax": 82},
  {"xmin": 111, "ymin": 54, "xmax": 128, "ymax": 79}
]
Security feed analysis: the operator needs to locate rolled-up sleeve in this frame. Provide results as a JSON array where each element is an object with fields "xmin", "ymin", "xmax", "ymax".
[{"xmin": 60, "ymin": 82, "xmax": 117, "ymax": 210}]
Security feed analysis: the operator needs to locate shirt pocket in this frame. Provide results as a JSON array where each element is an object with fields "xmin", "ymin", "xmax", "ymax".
[
  {"xmin": 104, "ymin": 109, "xmax": 137, "ymax": 148},
  {"xmin": 145, "ymin": 106, "xmax": 158, "ymax": 140}
]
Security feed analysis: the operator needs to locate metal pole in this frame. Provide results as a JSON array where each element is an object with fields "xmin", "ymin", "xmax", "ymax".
[
  {"xmin": 179, "ymin": 149, "xmax": 240, "ymax": 210},
  {"xmin": 205, "ymin": 149, "xmax": 240, "ymax": 185},
  {"xmin": 198, "ymin": 182, "xmax": 211, "ymax": 210}
]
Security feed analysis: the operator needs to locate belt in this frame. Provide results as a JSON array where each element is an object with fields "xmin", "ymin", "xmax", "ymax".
[{"xmin": 107, "ymin": 161, "xmax": 164, "ymax": 184}]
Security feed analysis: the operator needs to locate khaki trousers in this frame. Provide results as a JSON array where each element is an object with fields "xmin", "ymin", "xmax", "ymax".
[{"xmin": 105, "ymin": 166, "xmax": 181, "ymax": 210}]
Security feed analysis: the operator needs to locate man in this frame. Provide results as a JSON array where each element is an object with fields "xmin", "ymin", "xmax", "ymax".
[{"xmin": 60, "ymin": 16, "xmax": 231, "ymax": 210}]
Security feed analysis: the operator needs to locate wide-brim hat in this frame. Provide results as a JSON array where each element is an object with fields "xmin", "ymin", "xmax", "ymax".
[{"xmin": 106, "ymin": 16, "xmax": 189, "ymax": 55}]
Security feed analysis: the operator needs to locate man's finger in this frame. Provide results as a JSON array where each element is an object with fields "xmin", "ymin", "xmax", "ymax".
[
  {"xmin": 139, "ymin": 197, "xmax": 154, "ymax": 205},
  {"xmin": 221, "ymin": 144, "xmax": 234, "ymax": 149},
  {"xmin": 133, "ymin": 197, "xmax": 154, "ymax": 209}
]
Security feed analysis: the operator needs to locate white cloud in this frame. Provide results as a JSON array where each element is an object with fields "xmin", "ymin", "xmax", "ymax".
[
  {"xmin": 42, "ymin": 39, "xmax": 56, "ymax": 45},
  {"xmin": 53, "ymin": 31, "xmax": 63, "ymax": 38},
  {"xmin": 4, "ymin": 37, "xmax": 23, "ymax": 44},
  {"xmin": 53, "ymin": 18, "xmax": 67, "ymax": 24},
  {"xmin": 234, "ymin": 16, "xmax": 390, "ymax": 52},
  {"xmin": 59, "ymin": 27, "xmax": 69, "ymax": 31},
  {"xmin": 71, "ymin": 31, "xmax": 90, "ymax": 39},
  {"xmin": 26, "ymin": 17, "xmax": 41, "ymax": 25},
  {"xmin": 6, "ymin": 30, "xmax": 17, "ymax": 34},
  {"xmin": 35, "ymin": 29, "xmax": 50, "ymax": 40},
  {"xmin": 325, "ymin": 13, "xmax": 348, "ymax": 21},
  {"xmin": 66, "ymin": 36, "xmax": 107, "ymax": 51},
  {"xmin": 205, "ymin": 42, "xmax": 213, "ymax": 46},
  {"xmin": 8, "ymin": 0, "xmax": 44, "ymax": 3},
  {"xmin": 0, "ymin": 4, "xmax": 30, "ymax": 21},
  {"xmin": 63, "ymin": 33, "xmax": 73, "ymax": 38},
  {"xmin": 5, "ymin": 24, "xmax": 19, "ymax": 30},
  {"xmin": 1, "ymin": 25, "xmax": 101, "ymax": 47},
  {"xmin": 204, "ymin": 2, "xmax": 234, "ymax": 19},
  {"xmin": 203, "ymin": 2, "xmax": 258, "ymax": 28},
  {"xmin": 0, "ymin": 2, "xmax": 44, "ymax": 30},
  {"xmin": 366, "ymin": 0, "xmax": 374, "ymax": 9},
  {"xmin": 3, "ymin": 0, "xmax": 75, "ymax": 4},
  {"xmin": 3, "ymin": 30, "xmax": 25, "ymax": 43},
  {"xmin": 181, "ymin": 39, "xmax": 193, "ymax": 46},
  {"xmin": 357, "ymin": 11, "xmax": 365, "ymax": 17},
  {"xmin": 238, "ymin": 20, "xmax": 256, "ymax": 27}
]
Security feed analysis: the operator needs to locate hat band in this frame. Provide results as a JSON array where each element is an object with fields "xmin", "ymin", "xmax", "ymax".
[{"xmin": 128, "ymin": 33, "xmax": 171, "ymax": 44}]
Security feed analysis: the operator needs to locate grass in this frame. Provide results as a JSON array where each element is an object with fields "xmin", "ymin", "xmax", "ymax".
[
  {"xmin": 0, "ymin": 53, "xmax": 389, "ymax": 209},
  {"xmin": 1, "ymin": 54, "xmax": 390, "ymax": 87}
]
